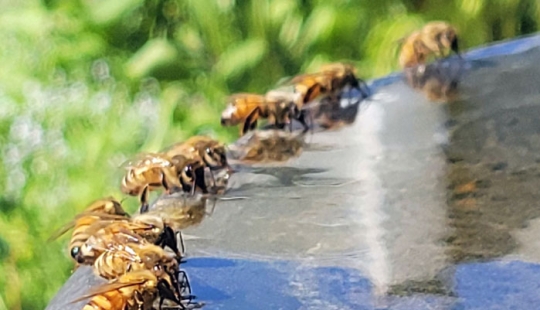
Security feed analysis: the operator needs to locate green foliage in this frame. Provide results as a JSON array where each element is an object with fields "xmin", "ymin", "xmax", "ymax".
[{"xmin": 0, "ymin": 0, "xmax": 538, "ymax": 308}]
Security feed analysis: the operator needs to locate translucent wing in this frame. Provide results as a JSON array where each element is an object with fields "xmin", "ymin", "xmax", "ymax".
[{"xmin": 70, "ymin": 280, "xmax": 145, "ymax": 304}]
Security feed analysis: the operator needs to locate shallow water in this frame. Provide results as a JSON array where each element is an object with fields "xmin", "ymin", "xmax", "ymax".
[{"xmin": 48, "ymin": 34, "xmax": 540, "ymax": 310}]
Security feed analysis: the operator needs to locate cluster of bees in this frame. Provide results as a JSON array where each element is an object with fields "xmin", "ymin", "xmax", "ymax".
[
  {"xmin": 219, "ymin": 21, "xmax": 460, "ymax": 137},
  {"xmin": 49, "ymin": 20, "xmax": 462, "ymax": 310},
  {"xmin": 220, "ymin": 62, "xmax": 371, "ymax": 135},
  {"xmin": 49, "ymin": 136, "xmax": 231, "ymax": 309}
]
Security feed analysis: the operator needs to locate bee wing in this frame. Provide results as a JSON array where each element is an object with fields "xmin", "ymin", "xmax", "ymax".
[
  {"xmin": 162, "ymin": 141, "xmax": 184, "ymax": 154},
  {"xmin": 288, "ymin": 73, "xmax": 319, "ymax": 84},
  {"xmin": 120, "ymin": 152, "xmax": 171, "ymax": 169},
  {"xmin": 124, "ymin": 220, "xmax": 157, "ymax": 232},
  {"xmin": 274, "ymin": 75, "xmax": 295, "ymax": 87},
  {"xmin": 70, "ymin": 280, "xmax": 146, "ymax": 304},
  {"xmin": 47, "ymin": 213, "xmax": 128, "ymax": 242},
  {"xmin": 47, "ymin": 219, "xmax": 77, "ymax": 242},
  {"xmin": 83, "ymin": 213, "xmax": 130, "ymax": 221}
]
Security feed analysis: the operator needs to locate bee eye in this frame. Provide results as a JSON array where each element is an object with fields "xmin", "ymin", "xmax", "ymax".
[
  {"xmin": 184, "ymin": 166, "xmax": 193, "ymax": 176},
  {"xmin": 205, "ymin": 147, "xmax": 214, "ymax": 156},
  {"xmin": 70, "ymin": 247, "xmax": 80, "ymax": 259}
]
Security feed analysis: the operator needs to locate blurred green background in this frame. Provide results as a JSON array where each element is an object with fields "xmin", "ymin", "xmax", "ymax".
[{"xmin": 0, "ymin": 0, "xmax": 538, "ymax": 309}]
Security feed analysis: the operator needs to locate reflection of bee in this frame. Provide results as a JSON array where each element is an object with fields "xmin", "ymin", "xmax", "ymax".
[
  {"xmin": 227, "ymin": 130, "xmax": 305, "ymax": 164},
  {"xmin": 399, "ymin": 21, "xmax": 459, "ymax": 68},
  {"xmin": 221, "ymin": 93, "xmax": 295, "ymax": 135},
  {"xmin": 48, "ymin": 198, "xmax": 130, "ymax": 264},
  {"xmin": 404, "ymin": 62, "xmax": 461, "ymax": 103},
  {"xmin": 144, "ymin": 192, "xmax": 210, "ymax": 231},
  {"xmin": 73, "ymin": 270, "xmax": 180, "ymax": 310}
]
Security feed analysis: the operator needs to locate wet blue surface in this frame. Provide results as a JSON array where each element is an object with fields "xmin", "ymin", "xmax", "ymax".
[
  {"xmin": 184, "ymin": 257, "xmax": 372, "ymax": 309},
  {"xmin": 185, "ymin": 257, "xmax": 540, "ymax": 309},
  {"xmin": 453, "ymin": 261, "xmax": 540, "ymax": 310}
]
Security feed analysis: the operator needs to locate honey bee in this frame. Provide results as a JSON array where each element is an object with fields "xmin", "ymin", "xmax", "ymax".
[
  {"xmin": 73, "ymin": 222, "xmax": 144, "ymax": 265},
  {"xmin": 398, "ymin": 21, "xmax": 459, "ymax": 68},
  {"xmin": 73, "ymin": 270, "xmax": 181, "ymax": 310},
  {"xmin": 318, "ymin": 63, "xmax": 370, "ymax": 100},
  {"xmin": 129, "ymin": 213, "xmax": 184, "ymax": 258},
  {"xmin": 92, "ymin": 242, "xmax": 177, "ymax": 280},
  {"xmin": 76, "ymin": 215, "xmax": 183, "ymax": 265},
  {"xmin": 48, "ymin": 198, "xmax": 131, "ymax": 264},
  {"xmin": 221, "ymin": 93, "xmax": 296, "ymax": 135},
  {"xmin": 398, "ymin": 31, "xmax": 430, "ymax": 68},
  {"xmin": 420, "ymin": 21, "xmax": 459, "ymax": 58},
  {"xmin": 287, "ymin": 63, "xmax": 369, "ymax": 131},
  {"xmin": 165, "ymin": 136, "xmax": 230, "ymax": 172},
  {"xmin": 169, "ymin": 154, "xmax": 209, "ymax": 195},
  {"xmin": 121, "ymin": 153, "xmax": 183, "ymax": 208}
]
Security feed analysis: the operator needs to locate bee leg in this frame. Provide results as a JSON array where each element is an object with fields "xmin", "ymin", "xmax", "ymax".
[
  {"xmin": 242, "ymin": 107, "xmax": 260, "ymax": 135},
  {"xmin": 157, "ymin": 226, "xmax": 183, "ymax": 259},
  {"xmin": 209, "ymin": 169, "xmax": 216, "ymax": 189},
  {"xmin": 176, "ymin": 230, "xmax": 186, "ymax": 257},
  {"xmin": 165, "ymin": 269, "xmax": 185, "ymax": 306},
  {"xmin": 133, "ymin": 291, "xmax": 145, "ymax": 309},
  {"xmin": 139, "ymin": 185, "xmax": 150, "ymax": 213},
  {"xmin": 190, "ymin": 179, "xmax": 196, "ymax": 195},
  {"xmin": 194, "ymin": 167, "xmax": 208, "ymax": 194},
  {"xmin": 288, "ymin": 105, "xmax": 296, "ymax": 132},
  {"xmin": 161, "ymin": 173, "xmax": 171, "ymax": 194},
  {"xmin": 177, "ymin": 270, "xmax": 194, "ymax": 300},
  {"xmin": 158, "ymin": 279, "xmax": 183, "ymax": 308},
  {"xmin": 296, "ymin": 110, "xmax": 310, "ymax": 133}
]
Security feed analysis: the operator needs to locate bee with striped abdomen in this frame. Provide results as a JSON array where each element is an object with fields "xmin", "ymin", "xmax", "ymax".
[
  {"xmin": 72, "ymin": 270, "xmax": 181, "ymax": 310},
  {"xmin": 47, "ymin": 197, "xmax": 130, "ymax": 265}
]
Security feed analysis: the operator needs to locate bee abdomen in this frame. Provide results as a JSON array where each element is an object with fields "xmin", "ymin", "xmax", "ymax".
[
  {"xmin": 94, "ymin": 251, "xmax": 131, "ymax": 280},
  {"xmin": 84, "ymin": 292, "xmax": 123, "ymax": 310}
]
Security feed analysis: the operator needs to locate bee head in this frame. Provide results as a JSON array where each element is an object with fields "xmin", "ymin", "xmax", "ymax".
[
  {"xmin": 204, "ymin": 146, "xmax": 228, "ymax": 169},
  {"xmin": 183, "ymin": 164, "xmax": 194, "ymax": 179},
  {"xmin": 442, "ymin": 28, "xmax": 458, "ymax": 53},
  {"xmin": 221, "ymin": 104, "xmax": 239, "ymax": 126},
  {"xmin": 70, "ymin": 246, "xmax": 86, "ymax": 264}
]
